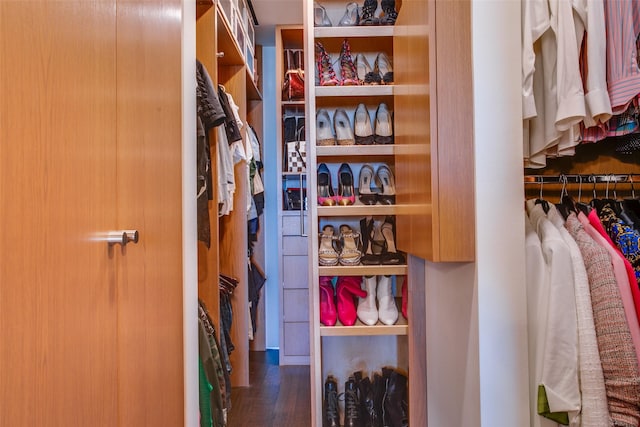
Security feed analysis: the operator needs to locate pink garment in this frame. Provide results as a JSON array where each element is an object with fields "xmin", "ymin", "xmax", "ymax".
[
  {"xmin": 604, "ymin": 0, "xmax": 640, "ymax": 113},
  {"xmin": 579, "ymin": 211, "xmax": 640, "ymax": 365},
  {"xmin": 588, "ymin": 209, "xmax": 640, "ymax": 326}
]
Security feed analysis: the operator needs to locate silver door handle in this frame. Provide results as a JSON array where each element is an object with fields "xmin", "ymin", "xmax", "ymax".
[{"xmin": 99, "ymin": 230, "xmax": 139, "ymax": 246}]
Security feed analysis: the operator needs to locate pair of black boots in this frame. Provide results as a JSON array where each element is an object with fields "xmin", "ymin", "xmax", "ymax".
[{"xmin": 323, "ymin": 368, "xmax": 408, "ymax": 427}]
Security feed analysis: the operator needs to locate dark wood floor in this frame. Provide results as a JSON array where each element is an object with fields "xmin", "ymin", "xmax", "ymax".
[{"xmin": 227, "ymin": 351, "xmax": 311, "ymax": 427}]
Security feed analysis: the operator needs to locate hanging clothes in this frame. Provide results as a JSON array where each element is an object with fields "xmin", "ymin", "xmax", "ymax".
[
  {"xmin": 526, "ymin": 201, "xmax": 581, "ymax": 426},
  {"xmin": 564, "ymin": 214, "xmax": 640, "ymax": 427}
]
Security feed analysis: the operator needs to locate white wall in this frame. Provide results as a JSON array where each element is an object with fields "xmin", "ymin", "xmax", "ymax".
[
  {"xmin": 473, "ymin": 0, "xmax": 530, "ymax": 425},
  {"xmin": 261, "ymin": 45, "xmax": 281, "ymax": 350}
]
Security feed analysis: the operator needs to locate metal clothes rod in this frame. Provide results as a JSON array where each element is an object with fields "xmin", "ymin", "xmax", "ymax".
[{"xmin": 524, "ymin": 173, "xmax": 640, "ymax": 185}]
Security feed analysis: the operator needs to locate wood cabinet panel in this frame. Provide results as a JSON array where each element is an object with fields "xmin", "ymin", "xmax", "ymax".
[
  {"xmin": 115, "ymin": 1, "xmax": 184, "ymax": 424},
  {"xmin": 283, "ymin": 235, "xmax": 309, "ymax": 255},
  {"xmin": 0, "ymin": 2, "xmax": 119, "ymax": 424},
  {"xmin": 282, "ymin": 213, "xmax": 309, "ymax": 236},
  {"xmin": 284, "ymin": 322, "xmax": 311, "ymax": 356},
  {"xmin": 284, "ymin": 289, "xmax": 310, "ymax": 322},
  {"xmin": 283, "ymin": 255, "xmax": 310, "ymax": 288}
]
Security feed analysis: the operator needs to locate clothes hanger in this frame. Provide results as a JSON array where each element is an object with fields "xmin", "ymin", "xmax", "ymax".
[
  {"xmin": 555, "ymin": 174, "xmax": 574, "ymax": 220},
  {"xmin": 534, "ymin": 178, "xmax": 550, "ymax": 214}
]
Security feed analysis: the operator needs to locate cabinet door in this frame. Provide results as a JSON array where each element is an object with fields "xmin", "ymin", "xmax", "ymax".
[
  {"xmin": 115, "ymin": 1, "xmax": 184, "ymax": 425},
  {"xmin": 0, "ymin": 1, "xmax": 185, "ymax": 425},
  {"xmin": 0, "ymin": 2, "xmax": 119, "ymax": 424}
]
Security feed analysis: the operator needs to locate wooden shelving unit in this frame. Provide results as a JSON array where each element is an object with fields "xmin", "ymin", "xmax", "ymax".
[{"xmin": 196, "ymin": 0, "xmax": 262, "ymax": 389}]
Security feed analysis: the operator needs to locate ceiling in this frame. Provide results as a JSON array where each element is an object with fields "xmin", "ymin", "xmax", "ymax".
[{"xmin": 250, "ymin": 0, "xmax": 303, "ymax": 45}]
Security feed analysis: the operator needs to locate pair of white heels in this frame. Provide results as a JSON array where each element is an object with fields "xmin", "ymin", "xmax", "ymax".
[
  {"xmin": 314, "ymin": 2, "xmax": 360, "ymax": 27},
  {"xmin": 316, "ymin": 104, "xmax": 393, "ymax": 147}
]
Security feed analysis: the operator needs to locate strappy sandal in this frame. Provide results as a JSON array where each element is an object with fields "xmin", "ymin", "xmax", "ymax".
[
  {"xmin": 380, "ymin": 217, "xmax": 406, "ymax": 265},
  {"xmin": 360, "ymin": 217, "xmax": 384, "ymax": 265},
  {"xmin": 319, "ymin": 225, "xmax": 340, "ymax": 266},
  {"xmin": 338, "ymin": 224, "xmax": 363, "ymax": 266}
]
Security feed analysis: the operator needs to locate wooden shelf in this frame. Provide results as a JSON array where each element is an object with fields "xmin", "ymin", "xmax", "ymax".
[
  {"xmin": 246, "ymin": 69, "xmax": 262, "ymax": 100},
  {"xmin": 282, "ymin": 100, "xmax": 306, "ymax": 106},
  {"xmin": 317, "ymin": 204, "xmax": 399, "ymax": 216},
  {"xmin": 320, "ymin": 315, "xmax": 408, "ymax": 337},
  {"xmin": 314, "ymin": 25, "xmax": 394, "ymax": 39},
  {"xmin": 216, "ymin": 7, "xmax": 244, "ymax": 66},
  {"xmin": 319, "ymin": 264, "xmax": 408, "ymax": 276},
  {"xmin": 315, "ymin": 85, "xmax": 394, "ymax": 97},
  {"xmin": 316, "ymin": 144, "xmax": 397, "ymax": 156}
]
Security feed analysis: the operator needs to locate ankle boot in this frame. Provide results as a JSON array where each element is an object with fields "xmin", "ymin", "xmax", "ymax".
[
  {"xmin": 357, "ymin": 374, "xmax": 382, "ymax": 427},
  {"xmin": 319, "ymin": 276, "xmax": 338, "ymax": 326},
  {"xmin": 371, "ymin": 372, "xmax": 385, "ymax": 427},
  {"xmin": 357, "ymin": 275, "xmax": 379, "ymax": 325},
  {"xmin": 382, "ymin": 368, "xmax": 408, "ymax": 427},
  {"xmin": 377, "ymin": 275, "xmax": 398, "ymax": 325},
  {"xmin": 337, "ymin": 276, "xmax": 367, "ymax": 326},
  {"xmin": 380, "ymin": 0, "xmax": 398, "ymax": 25},
  {"xmin": 324, "ymin": 375, "xmax": 340, "ymax": 427},
  {"xmin": 360, "ymin": 0, "xmax": 379, "ymax": 25},
  {"xmin": 344, "ymin": 376, "xmax": 363, "ymax": 427}
]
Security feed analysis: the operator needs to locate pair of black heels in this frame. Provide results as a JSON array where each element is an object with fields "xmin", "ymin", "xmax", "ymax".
[
  {"xmin": 317, "ymin": 163, "xmax": 357, "ymax": 206},
  {"xmin": 360, "ymin": 216, "xmax": 405, "ymax": 265}
]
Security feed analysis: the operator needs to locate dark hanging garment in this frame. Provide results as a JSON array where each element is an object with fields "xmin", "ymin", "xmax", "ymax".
[
  {"xmin": 248, "ymin": 261, "xmax": 266, "ymax": 335},
  {"xmin": 196, "ymin": 60, "xmax": 225, "ymax": 247},
  {"xmin": 196, "ymin": 60, "xmax": 226, "ymax": 130},
  {"xmin": 218, "ymin": 86, "xmax": 243, "ymax": 145}
]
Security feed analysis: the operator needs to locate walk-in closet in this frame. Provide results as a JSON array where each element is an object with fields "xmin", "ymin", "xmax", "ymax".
[{"xmin": 14, "ymin": 0, "xmax": 638, "ymax": 426}]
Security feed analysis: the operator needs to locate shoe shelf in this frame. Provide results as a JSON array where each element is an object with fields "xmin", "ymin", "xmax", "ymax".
[
  {"xmin": 315, "ymin": 85, "xmax": 394, "ymax": 97},
  {"xmin": 318, "ymin": 264, "xmax": 407, "ymax": 276},
  {"xmin": 282, "ymin": 100, "xmax": 306, "ymax": 106},
  {"xmin": 320, "ymin": 317, "xmax": 408, "ymax": 337},
  {"xmin": 317, "ymin": 204, "xmax": 398, "ymax": 216},
  {"xmin": 314, "ymin": 25, "xmax": 394, "ymax": 39},
  {"xmin": 315, "ymin": 144, "xmax": 396, "ymax": 156}
]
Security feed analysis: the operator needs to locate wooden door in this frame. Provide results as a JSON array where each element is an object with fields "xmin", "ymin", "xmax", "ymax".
[
  {"xmin": 0, "ymin": 1, "xmax": 184, "ymax": 425},
  {"xmin": 0, "ymin": 2, "xmax": 119, "ymax": 424}
]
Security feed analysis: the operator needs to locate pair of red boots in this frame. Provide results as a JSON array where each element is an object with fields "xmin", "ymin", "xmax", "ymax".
[{"xmin": 320, "ymin": 276, "xmax": 408, "ymax": 326}]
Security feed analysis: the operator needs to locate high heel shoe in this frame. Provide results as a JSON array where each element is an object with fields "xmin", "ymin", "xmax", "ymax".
[
  {"xmin": 319, "ymin": 276, "xmax": 338, "ymax": 326},
  {"xmin": 374, "ymin": 52, "xmax": 393, "ymax": 84},
  {"xmin": 315, "ymin": 42, "xmax": 340, "ymax": 86},
  {"xmin": 337, "ymin": 163, "xmax": 356, "ymax": 205},
  {"xmin": 317, "ymin": 163, "xmax": 337, "ymax": 206},
  {"xmin": 336, "ymin": 276, "xmax": 367, "ymax": 326},
  {"xmin": 334, "ymin": 109, "xmax": 355, "ymax": 145},
  {"xmin": 376, "ymin": 164, "xmax": 395, "ymax": 204},
  {"xmin": 339, "ymin": 2, "xmax": 360, "ymax": 26},
  {"xmin": 380, "ymin": 0, "xmax": 398, "ymax": 25},
  {"xmin": 314, "ymin": 2, "xmax": 332, "ymax": 27},
  {"xmin": 339, "ymin": 39, "xmax": 359, "ymax": 86},
  {"xmin": 380, "ymin": 216, "xmax": 406, "ymax": 265},
  {"xmin": 316, "ymin": 109, "xmax": 336, "ymax": 146},
  {"xmin": 360, "ymin": 0, "xmax": 379, "ymax": 25},
  {"xmin": 338, "ymin": 224, "xmax": 363, "ymax": 266},
  {"xmin": 318, "ymin": 224, "xmax": 340, "ymax": 266},
  {"xmin": 374, "ymin": 103, "xmax": 393, "ymax": 144},
  {"xmin": 354, "ymin": 103, "xmax": 374, "ymax": 145},
  {"xmin": 360, "ymin": 216, "xmax": 385, "ymax": 265},
  {"xmin": 358, "ymin": 164, "xmax": 378, "ymax": 205},
  {"xmin": 354, "ymin": 53, "xmax": 380, "ymax": 85}
]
